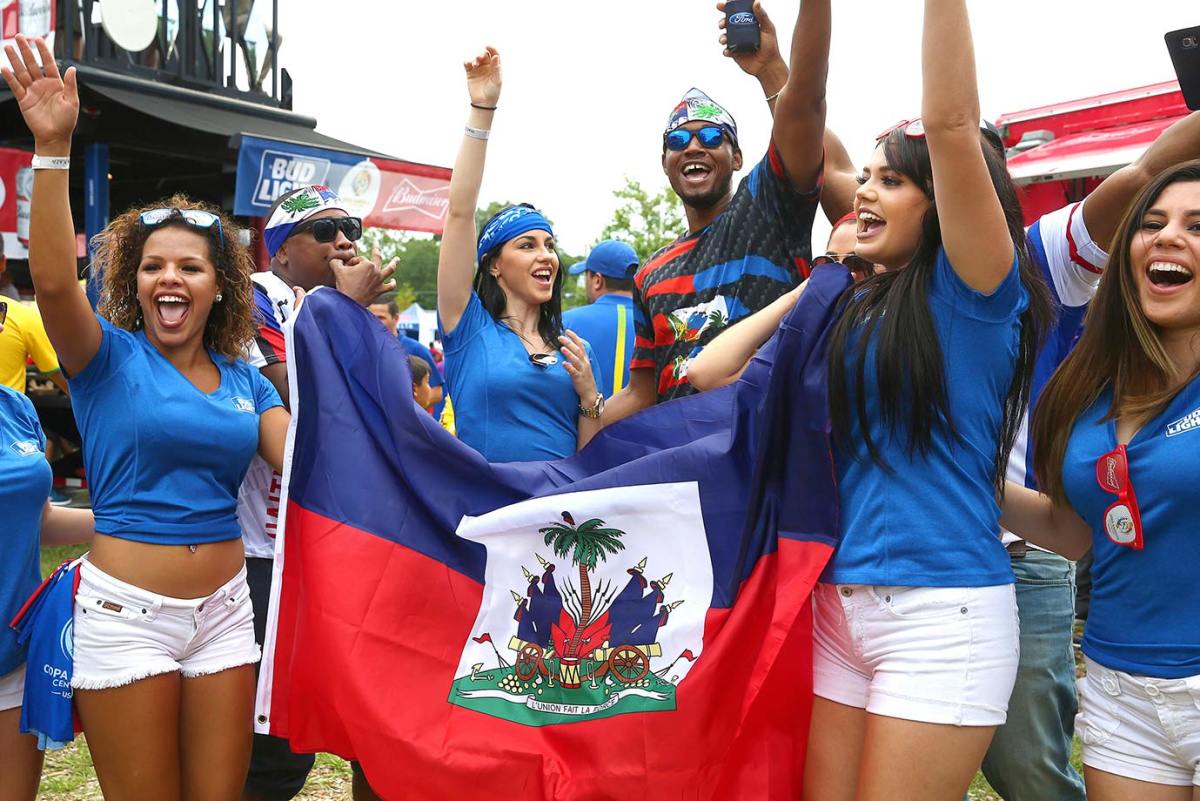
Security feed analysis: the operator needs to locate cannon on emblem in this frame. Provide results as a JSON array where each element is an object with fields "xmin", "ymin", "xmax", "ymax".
[{"xmin": 592, "ymin": 642, "xmax": 663, "ymax": 684}]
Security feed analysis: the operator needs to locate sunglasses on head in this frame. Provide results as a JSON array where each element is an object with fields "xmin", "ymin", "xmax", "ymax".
[
  {"xmin": 139, "ymin": 208, "xmax": 225, "ymax": 247},
  {"xmin": 875, "ymin": 117, "xmax": 1005, "ymax": 151},
  {"xmin": 664, "ymin": 126, "xmax": 728, "ymax": 152},
  {"xmin": 288, "ymin": 216, "xmax": 363, "ymax": 245},
  {"xmin": 1095, "ymin": 444, "xmax": 1145, "ymax": 550},
  {"xmin": 813, "ymin": 252, "xmax": 876, "ymax": 279}
]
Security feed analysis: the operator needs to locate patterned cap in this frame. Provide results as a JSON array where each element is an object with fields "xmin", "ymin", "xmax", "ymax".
[
  {"xmin": 664, "ymin": 88, "xmax": 738, "ymax": 144},
  {"xmin": 264, "ymin": 185, "xmax": 347, "ymax": 257}
]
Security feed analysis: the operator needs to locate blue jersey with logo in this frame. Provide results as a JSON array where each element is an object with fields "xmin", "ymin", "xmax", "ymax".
[
  {"xmin": 563, "ymin": 294, "xmax": 636, "ymax": 398},
  {"xmin": 0, "ymin": 385, "xmax": 50, "ymax": 675},
  {"xmin": 70, "ymin": 316, "xmax": 282, "ymax": 545},
  {"xmin": 827, "ymin": 248, "xmax": 1028, "ymax": 587},
  {"xmin": 1064, "ymin": 375, "xmax": 1200, "ymax": 678},
  {"xmin": 440, "ymin": 292, "xmax": 600, "ymax": 462}
]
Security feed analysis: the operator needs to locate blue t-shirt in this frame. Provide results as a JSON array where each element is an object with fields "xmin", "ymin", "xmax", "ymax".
[
  {"xmin": 440, "ymin": 292, "xmax": 600, "ymax": 462},
  {"xmin": 397, "ymin": 334, "xmax": 445, "ymax": 416},
  {"xmin": 826, "ymin": 248, "xmax": 1028, "ymax": 587},
  {"xmin": 1064, "ymin": 376, "xmax": 1200, "ymax": 678},
  {"xmin": 70, "ymin": 316, "xmax": 283, "ymax": 545},
  {"xmin": 563, "ymin": 294, "xmax": 636, "ymax": 398},
  {"xmin": 0, "ymin": 385, "xmax": 50, "ymax": 675}
]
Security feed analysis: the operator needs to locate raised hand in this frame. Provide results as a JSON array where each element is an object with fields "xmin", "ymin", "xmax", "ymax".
[
  {"xmin": 560, "ymin": 330, "xmax": 598, "ymax": 404},
  {"xmin": 331, "ymin": 244, "xmax": 397, "ymax": 306},
  {"xmin": 717, "ymin": 1, "xmax": 784, "ymax": 80},
  {"xmin": 464, "ymin": 46, "xmax": 501, "ymax": 108},
  {"xmin": 1, "ymin": 35, "xmax": 79, "ymax": 149}
]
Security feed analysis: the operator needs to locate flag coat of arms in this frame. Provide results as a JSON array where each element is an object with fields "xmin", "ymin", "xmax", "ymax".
[{"xmin": 257, "ymin": 267, "xmax": 850, "ymax": 799}]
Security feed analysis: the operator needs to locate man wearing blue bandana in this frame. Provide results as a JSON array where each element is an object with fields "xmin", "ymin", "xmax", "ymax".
[
  {"xmin": 603, "ymin": 0, "xmax": 858, "ymax": 419},
  {"xmin": 438, "ymin": 48, "xmax": 603, "ymax": 463}
]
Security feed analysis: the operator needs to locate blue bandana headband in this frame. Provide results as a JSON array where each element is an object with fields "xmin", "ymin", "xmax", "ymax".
[
  {"xmin": 476, "ymin": 206, "xmax": 553, "ymax": 265},
  {"xmin": 264, "ymin": 185, "xmax": 347, "ymax": 258}
]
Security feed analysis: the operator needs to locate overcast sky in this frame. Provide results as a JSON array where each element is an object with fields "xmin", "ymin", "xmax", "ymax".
[{"xmin": 282, "ymin": 1, "xmax": 1196, "ymax": 253}]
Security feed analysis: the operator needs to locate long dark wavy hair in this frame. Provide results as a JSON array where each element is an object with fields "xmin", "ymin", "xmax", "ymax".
[
  {"xmin": 828, "ymin": 129, "xmax": 1055, "ymax": 496},
  {"xmin": 472, "ymin": 204, "xmax": 565, "ymax": 348},
  {"xmin": 1034, "ymin": 161, "xmax": 1200, "ymax": 504}
]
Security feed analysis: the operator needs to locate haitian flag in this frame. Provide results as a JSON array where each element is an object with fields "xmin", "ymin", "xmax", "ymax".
[{"xmin": 256, "ymin": 266, "xmax": 850, "ymax": 800}]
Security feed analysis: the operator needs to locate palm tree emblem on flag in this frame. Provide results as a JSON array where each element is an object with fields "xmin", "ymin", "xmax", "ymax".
[{"xmin": 449, "ymin": 489, "xmax": 709, "ymax": 727}]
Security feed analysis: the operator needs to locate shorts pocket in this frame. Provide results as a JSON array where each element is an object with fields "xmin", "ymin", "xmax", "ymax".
[
  {"xmin": 77, "ymin": 593, "xmax": 152, "ymax": 622},
  {"xmin": 1080, "ymin": 665, "xmax": 1124, "ymax": 747},
  {"xmin": 868, "ymin": 586, "xmax": 972, "ymax": 621}
]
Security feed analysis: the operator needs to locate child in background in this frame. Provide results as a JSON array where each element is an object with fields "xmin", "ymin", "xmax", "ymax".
[{"xmin": 409, "ymin": 355, "xmax": 434, "ymax": 413}]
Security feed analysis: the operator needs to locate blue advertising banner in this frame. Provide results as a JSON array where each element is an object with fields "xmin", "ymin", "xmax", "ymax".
[{"xmin": 234, "ymin": 136, "xmax": 451, "ymax": 234}]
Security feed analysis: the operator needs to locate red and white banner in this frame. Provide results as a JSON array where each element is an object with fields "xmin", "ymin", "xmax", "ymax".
[{"xmin": 0, "ymin": 146, "xmax": 33, "ymax": 258}]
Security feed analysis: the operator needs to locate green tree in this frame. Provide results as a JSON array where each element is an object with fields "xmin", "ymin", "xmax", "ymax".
[
  {"xmin": 598, "ymin": 179, "xmax": 685, "ymax": 264},
  {"xmin": 538, "ymin": 512, "xmax": 625, "ymax": 655}
]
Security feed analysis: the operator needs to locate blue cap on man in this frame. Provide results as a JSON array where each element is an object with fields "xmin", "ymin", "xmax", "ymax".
[{"xmin": 568, "ymin": 240, "xmax": 639, "ymax": 279}]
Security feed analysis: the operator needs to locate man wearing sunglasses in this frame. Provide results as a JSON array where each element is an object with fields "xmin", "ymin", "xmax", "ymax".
[
  {"xmin": 604, "ymin": 0, "xmax": 857, "ymax": 424},
  {"xmin": 240, "ymin": 184, "xmax": 394, "ymax": 801}
]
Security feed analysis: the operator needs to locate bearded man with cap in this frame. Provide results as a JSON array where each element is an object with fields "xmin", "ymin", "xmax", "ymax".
[
  {"xmin": 239, "ymin": 184, "xmax": 393, "ymax": 801},
  {"xmin": 602, "ymin": 1, "xmax": 857, "ymax": 421},
  {"xmin": 562, "ymin": 240, "xmax": 639, "ymax": 398}
]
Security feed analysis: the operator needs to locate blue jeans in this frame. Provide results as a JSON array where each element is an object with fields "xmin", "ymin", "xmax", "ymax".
[{"xmin": 980, "ymin": 549, "xmax": 1085, "ymax": 801}]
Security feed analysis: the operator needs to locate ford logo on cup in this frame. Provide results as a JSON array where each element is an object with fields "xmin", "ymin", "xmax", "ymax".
[{"xmin": 729, "ymin": 12, "xmax": 754, "ymax": 24}]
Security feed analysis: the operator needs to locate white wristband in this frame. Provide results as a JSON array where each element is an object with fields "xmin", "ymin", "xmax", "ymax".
[
  {"xmin": 31, "ymin": 155, "xmax": 70, "ymax": 170},
  {"xmin": 464, "ymin": 125, "xmax": 490, "ymax": 141}
]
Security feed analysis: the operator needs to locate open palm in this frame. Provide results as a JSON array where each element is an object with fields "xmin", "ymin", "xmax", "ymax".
[
  {"xmin": 464, "ymin": 46, "xmax": 502, "ymax": 107},
  {"xmin": 2, "ymin": 35, "xmax": 79, "ymax": 144}
]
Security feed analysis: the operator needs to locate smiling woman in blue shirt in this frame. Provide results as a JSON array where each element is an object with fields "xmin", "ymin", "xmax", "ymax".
[
  {"xmin": 436, "ymin": 47, "xmax": 603, "ymax": 462},
  {"xmin": 1006, "ymin": 161, "xmax": 1200, "ymax": 800},
  {"xmin": 3, "ymin": 36, "xmax": 300, "ymax": 801}
]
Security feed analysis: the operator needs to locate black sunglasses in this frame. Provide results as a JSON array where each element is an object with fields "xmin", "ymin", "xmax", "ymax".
[
  {"xmin": 0, "ymin": 300, "xmax": 6, "ymax": 326},
  {"xmin": 813, "ymin": 253, "xmax": 876, "ymax": 279},
  {"xmin": 288, "ymin": 216, "xmax": 363, "ymax": 244}
]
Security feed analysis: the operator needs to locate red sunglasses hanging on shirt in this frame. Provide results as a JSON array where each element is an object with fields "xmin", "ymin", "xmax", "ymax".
[{"xmin": 1094, "ymin": 445, "xmax": 1145, "ymax": 550}]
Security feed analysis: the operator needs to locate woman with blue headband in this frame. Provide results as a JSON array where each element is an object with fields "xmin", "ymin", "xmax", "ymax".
[{"xmin": 437, "ymin": 47, "xmax": 603, "ymax": 462}]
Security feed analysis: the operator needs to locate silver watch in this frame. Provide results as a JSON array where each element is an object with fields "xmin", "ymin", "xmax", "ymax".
[{"xmin": 579, "ymin": 392, "xmax": 605, "ymax": 419}]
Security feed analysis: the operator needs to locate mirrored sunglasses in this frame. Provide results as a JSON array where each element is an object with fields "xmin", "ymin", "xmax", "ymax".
[
  {"xmin": 139, "ymin": 208, "xmax": 225, "ymax": 247},
  {"xmin": 1095, "ymin": 445, "xmax": 1145, "ymax": 550},
  {"xmin": 289, "ymin": 216, "xmax": 363, "ymax": 244},
  {"xmin": 664, "ymin": 126, "xmax": 727, "ymax": 152}
]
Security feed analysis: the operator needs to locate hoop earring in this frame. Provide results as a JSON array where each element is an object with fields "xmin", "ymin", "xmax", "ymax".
[{"xmin": 215, "ymin": 293, "xmax": 223, "ymax": 302}]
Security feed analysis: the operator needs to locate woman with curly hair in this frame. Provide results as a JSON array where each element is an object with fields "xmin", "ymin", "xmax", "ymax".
[{"xmin": 4, "ymin": 36, "xmax": 290, "ymax": 800}]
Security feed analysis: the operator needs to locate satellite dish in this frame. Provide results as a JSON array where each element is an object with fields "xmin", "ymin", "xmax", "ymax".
[{"xmin": 99, "ymin": 0, "xmax": 159, "ymax": 52}]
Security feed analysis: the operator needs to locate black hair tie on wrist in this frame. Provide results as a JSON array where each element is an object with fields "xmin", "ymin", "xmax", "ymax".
[{"xmin": 471, "ymin": 102, "xmax": 498, "ymax": 111}]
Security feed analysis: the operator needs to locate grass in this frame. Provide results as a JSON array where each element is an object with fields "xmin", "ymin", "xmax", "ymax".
[{"xmin": 37, "ymin": 546, "xmax": 1083, "ymax": 799}]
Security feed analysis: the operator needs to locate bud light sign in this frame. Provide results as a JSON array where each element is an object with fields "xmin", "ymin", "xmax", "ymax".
[
  {"xmin": 252, "ymin": 150, "xmax": 333, "ymax": 211},
  {"xmin": 235, "ymin": 135, "xmax": 453, "ymax": 235}
]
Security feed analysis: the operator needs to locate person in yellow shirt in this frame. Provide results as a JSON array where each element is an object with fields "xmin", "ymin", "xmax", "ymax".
[{"xmin": 0, "ymin": 295, "xmax": 67, "ymax": 394}]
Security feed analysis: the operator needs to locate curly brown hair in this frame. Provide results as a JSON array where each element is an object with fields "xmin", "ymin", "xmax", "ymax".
[{"xmin": 94, "ymin": 194, "xmax": 257, "ymax": 361}]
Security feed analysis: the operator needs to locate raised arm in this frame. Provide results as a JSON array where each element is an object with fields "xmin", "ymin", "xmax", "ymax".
[
  {"xmin": 999, "ymin": 482, "xmax": 1092, "ymax": 561},
  {"xmin": 719, "ymin": 1, "xmax": 855, "ymax": 221},
  {"xmin": 2, "ymin": 36, "xmax": 100, "ymax": 375},
  {"xmin": 688, "ymin": 283, "xmax": 804, "ymax": 391},
  {"xmin": 921, "ymin": 0, "xmax": 1012, "ymax": 293},
  {"xmin": 1082, "ymin": 110, "xmax": 1200, "ymax": 253},
  {"xmin": 437, "ymin": 47, "xmax": 501, "ymax": 335},
  {"xmin": 771, "ymin": 0, "xmax": 830, "ymax": 192}
]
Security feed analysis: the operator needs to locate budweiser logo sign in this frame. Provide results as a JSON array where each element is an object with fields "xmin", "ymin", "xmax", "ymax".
[{"xmin": 382, "ymin": 177, "xmax": 450, "ymax": 220}]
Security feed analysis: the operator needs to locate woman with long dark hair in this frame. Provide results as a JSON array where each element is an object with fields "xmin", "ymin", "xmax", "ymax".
[
  {"xmin": 437, "ymin": 47, "xmax": 602, "ymax": 462},
  {"xmin": 1005, "ymin": 161, "xmax": 1200, "ymax": 800},
  {"xmin": 787, "ymin": 1, "xmax": 1053, "ymax": 798},
  {"xmin": 3, "ymin": 36, "xmax": 292, "ymax": 800}
]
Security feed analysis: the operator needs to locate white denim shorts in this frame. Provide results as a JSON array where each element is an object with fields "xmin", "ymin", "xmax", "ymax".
[
  {"xmin": 0, "ymin": 664, "xmax": 25, "ymax": 711},
  {"xmin": 1079, "ymin": 656, "xmax": 1200, "ymax": 786},
  {"xmin": 71, "ymin": 560, "xmax": 259, "ymax": 690},
  {"xmin": 812, "ymin": 582, "xmax": 1020, "ymax": 726}
]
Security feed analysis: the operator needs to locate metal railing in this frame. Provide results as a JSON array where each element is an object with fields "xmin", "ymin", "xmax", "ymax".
[{"xmin": 58, "ymin": 0, "xmax": 283, "ymax": 106}]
